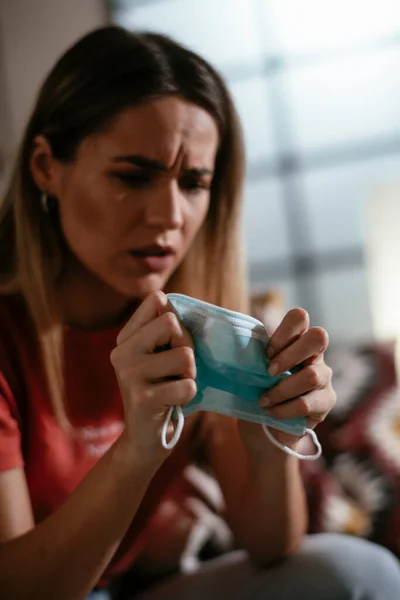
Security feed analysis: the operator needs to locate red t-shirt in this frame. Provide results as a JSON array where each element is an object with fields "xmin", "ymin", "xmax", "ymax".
[{"xmin": 0, "ymin": 295, "xmax": 200, "ymax": 587}]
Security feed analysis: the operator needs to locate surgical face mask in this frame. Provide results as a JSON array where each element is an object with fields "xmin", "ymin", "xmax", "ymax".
[{"xmin": 162, "ymin": 294, "xmax": 321, "ymax": 460}]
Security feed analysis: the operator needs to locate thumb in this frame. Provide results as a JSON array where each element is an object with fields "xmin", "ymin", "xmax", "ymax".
[{"xmin": 157, "ymin": 297, "xmax": 195, "ymax": 352}]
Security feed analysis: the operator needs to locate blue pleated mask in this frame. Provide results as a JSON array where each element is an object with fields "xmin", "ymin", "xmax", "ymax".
[{"xmin": 162, "ymin": 294, "xmax": 321, "ymax": 460}]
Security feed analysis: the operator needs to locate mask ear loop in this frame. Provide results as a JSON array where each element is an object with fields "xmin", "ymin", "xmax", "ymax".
[
  {"xmin": 262, "ymin": 424, "xmax": 322, "ymax": 461},
  {"xmin": 161, "ymin": 406, "xmax": 185, "ymax": 450}
]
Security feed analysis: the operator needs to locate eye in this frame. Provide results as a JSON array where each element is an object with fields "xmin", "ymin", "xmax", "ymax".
[
  {"xmin": 113, "ymin": 171, "xmax": 152, "ymax": 189},
  {"xmin": 179, "ymin": 175, "xmax": 209, "ymax": 194}
]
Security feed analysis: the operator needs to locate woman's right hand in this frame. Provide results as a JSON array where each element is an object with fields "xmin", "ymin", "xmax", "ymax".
[{"xmin": 110, "ymin": 291, "xmax": 197, "ymax": 469}]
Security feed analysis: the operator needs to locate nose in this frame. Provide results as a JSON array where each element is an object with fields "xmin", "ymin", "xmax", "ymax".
[{"xmin": 145, "ymin": 181, "xmax": 184, "ymax": 231}]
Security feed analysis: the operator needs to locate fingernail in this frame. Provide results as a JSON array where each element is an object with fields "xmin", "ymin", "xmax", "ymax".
[
  {"xmin": 266, "ymin": 345, "xmax": 275, "ymax": 359},
  {"xmin": 268, "ymin": 362, "xmax": 279, "ymax": 376}
]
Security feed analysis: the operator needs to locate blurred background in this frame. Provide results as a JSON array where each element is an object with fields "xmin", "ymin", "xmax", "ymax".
[
  {"xmin": 1, "ymin": 0, "xmax": 400, "ymax": 346},
  {"xmin": 1, "ymin": 0, "xmax": 400, "ymax": 553}
]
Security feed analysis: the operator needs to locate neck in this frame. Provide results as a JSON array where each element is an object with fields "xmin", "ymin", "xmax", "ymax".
[{"xmin": 57, "ymin": 258, "xmax": 139, "ymax": 331}]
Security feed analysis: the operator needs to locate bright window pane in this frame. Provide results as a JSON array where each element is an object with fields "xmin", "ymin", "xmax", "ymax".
[
  {"xmin": 229, "ymin": 76, "xmax": 276, "ymax": 162},
  {"xmin": 303, "ymin": 155, "xmax": 400, "ymax": 252},
  {"xmin": 243, "ymin": 179, "xmax": 290, "ymax": 263},
  {"xmin": 259, "ymin": 0, "xmax": 400, "ymax": 56},
  {"xmin": 113, "ymin": 0, "xmax": 263, "ymax": 72},
  {"xmin": 316, "ymin": 268, "xmax": 373, "ymax": 342},
  {"xmin": 281, "ymin": 46, "xmax": 400, "ymax": 152}
]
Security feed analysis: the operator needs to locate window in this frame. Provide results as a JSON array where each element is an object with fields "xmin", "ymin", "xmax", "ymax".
[{"xmin": 110, "ymin": 0, "xmax": 400, "ymax": 341}]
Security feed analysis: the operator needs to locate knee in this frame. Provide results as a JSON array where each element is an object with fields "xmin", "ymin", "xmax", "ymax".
[{"xmin": 300, "ymin": 534, "xmax": 400, "ymax": 600}]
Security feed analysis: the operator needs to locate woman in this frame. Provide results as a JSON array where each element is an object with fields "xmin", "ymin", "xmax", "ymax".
[{"xmin": 0, "ymin": 26, "xmax": 399, "ymax": 600}]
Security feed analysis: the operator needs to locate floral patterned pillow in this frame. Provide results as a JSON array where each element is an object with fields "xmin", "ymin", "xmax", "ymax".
[{"xmin": 301, "ymin": 341, "xmax": 400, "ymax": 558}]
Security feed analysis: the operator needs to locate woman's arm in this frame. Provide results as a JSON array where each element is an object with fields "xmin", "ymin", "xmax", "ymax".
[
  {"xmin": 0, "ymin": 292, "xmax": 200, "ymax": 600},
  {"xmin": 0, "ymin": 432, "xmax": 155, "ymax": 600},
  {"xmin": 205, "ymin": 308, "xmax": 335, "ymax": 567},
  {"xmin": 205, "ymin": 415, "xmax": 307, "ymax": 566}
]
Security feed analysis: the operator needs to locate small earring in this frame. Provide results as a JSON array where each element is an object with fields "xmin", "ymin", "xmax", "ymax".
[{"xmin": 41, "ymin": 192, "xmax": 49, "ymax": 213}]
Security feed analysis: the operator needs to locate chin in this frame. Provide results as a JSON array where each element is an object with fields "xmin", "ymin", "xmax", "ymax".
[{"xmin": 116, "ymin": 272, "xmax": 170, "ymax": 299}]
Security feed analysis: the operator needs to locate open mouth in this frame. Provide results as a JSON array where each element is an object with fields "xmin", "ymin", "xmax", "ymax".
[
  {"xmin": 128, "ymin": 247, "xmax": 175, "ymax": 271},
  {"xmin": 130, "ymin": 249, "xmax": 170, "ymax": 257},
  {"xmin": 129, "ymin": 243, "xmax": 175, "ymax": 257}
]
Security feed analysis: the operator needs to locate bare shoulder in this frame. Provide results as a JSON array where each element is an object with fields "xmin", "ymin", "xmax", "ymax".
[{"xmin": 0, "ymin": 468, "xmax": 34, "ymax": 543}]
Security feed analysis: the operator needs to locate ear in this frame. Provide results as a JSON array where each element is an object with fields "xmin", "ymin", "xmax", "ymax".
[{"xmin": 29, "ymin": 135, "xmax": 60, "ymax": 196}]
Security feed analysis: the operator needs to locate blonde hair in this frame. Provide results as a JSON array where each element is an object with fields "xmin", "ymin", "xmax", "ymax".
[{"xmin": 0, "ymin": 27, "xmax": 248, "ymax": 427}]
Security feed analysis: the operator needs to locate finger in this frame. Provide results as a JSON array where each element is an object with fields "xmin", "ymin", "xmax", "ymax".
[
  {"xmin": 267, "ymin": 326, "xmax": 329, "ymax": 377},
  {"xmin": 113, "ymin": 344, "xmax": 196, "ymax": 381},
  {"xmin": 138, "ymin": 311, "xmax": 193, "ymax": 353},
  {"xmin": 259, "ymin": 363, "xmax": 332, "ymax": 408},
  {"xmin": 117, "ymin": 291, "xmax": 169, "ymax": 344},
  {"xmin": 113, "ymin": 311, "xmax": 194, "ymax": 367},
  {"xmin": 266, "ymin": 308, "xmax": 310, "ymax": 359},
  {"xmin": 140, "ymin": 346, "xmax": 197, "ymax": 381},
  {"xmin": 143, "ymin": 377, "xmax": 197, "ymax": 409},
  {"xmin": 261, "ymin": 388, "xmax": 334, "ymax": 422}
]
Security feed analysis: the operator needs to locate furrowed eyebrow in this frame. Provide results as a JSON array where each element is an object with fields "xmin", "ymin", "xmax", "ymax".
[
  {"xmin": 185, "ymin": 168, "xmax": 214, "ymax": 177},
  {"xmin": 112, "ymin": 155, "xmax": 168, "ymax": 171},
  {"xmin": 112, "ymin": 155, "xmax": 213, "ymax": 176}
]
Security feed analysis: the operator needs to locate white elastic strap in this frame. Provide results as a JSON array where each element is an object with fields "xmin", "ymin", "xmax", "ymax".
[
  {"xmin": 161, "ymin": 405, "xmax": 185, "ymax": 450},
  {"xmin": 262, "ymin": 424, "xmax": 322, "ymax": 461}
]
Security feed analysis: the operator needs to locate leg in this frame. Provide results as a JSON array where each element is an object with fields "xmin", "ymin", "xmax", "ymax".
[
  {"xmin": 131, "ymin": 534, "xmax": 400, "ymax": 600},
  {"xmin": 247, "ymin": 534, "xmax": 400, "ymax": 600}
]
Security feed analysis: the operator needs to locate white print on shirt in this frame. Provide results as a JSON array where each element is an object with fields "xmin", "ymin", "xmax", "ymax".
[{"xmin": 76, "ymin": 421, "xmax": 124, "ymax": 457}]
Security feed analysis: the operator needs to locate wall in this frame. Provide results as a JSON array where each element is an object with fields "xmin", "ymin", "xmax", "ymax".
[
  {"xmin": 366, "ymin": 180, "xmax": 400, "ymax": 341},
  {"xmin": 0, "ymin": 0, "xmax": 107, "ymax": 191}
]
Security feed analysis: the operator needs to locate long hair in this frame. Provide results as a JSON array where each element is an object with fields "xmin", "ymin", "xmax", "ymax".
[{"xmin": 0, "ymin": 26, "xmax": 248, "ymax": 426}]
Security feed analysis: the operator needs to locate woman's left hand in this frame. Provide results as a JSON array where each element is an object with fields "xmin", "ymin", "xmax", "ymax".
[{"xmin": 243, "ymin": 308, "xmax": 336, "ymax": 451}]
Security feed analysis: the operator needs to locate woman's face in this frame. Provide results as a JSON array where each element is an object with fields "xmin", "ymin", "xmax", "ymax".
[{"xmin": 47, "ymin": 96, "xmax": 219, "ymax": 300}]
